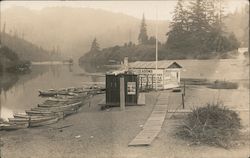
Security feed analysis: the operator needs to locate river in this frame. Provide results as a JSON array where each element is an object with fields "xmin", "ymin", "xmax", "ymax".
[
  {"xmin": 0, "ymin": 57, "xmax": 249, "ymax": 120},
  {"xmin": 0, "ymin": 63, "xmax": 105, "ymax": 120}
]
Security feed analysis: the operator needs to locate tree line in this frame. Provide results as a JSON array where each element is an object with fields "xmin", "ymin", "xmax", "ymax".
[{"xmin": 80, "ymin": 0, "xmax": 241, "ymax": 67}]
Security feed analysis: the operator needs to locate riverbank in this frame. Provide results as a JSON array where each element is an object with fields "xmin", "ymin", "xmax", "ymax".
[{"xmin": 0, "ymin": 84, "xmax": 249, "ymax": 158}]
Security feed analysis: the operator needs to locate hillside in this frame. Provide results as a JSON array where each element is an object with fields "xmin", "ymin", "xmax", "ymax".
[
  {"xmin": 0, "ymin": 45, "xmax": 30, "ymax": 73},
  {"xmin": 1, "ymin": 32, "xmax": 60, "ymax": 61},
  {"xmin": 1, "ymin": 6, "xmax": 170, "ymax": 59}
]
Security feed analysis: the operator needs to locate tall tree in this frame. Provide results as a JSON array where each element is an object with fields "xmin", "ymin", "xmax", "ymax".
[
  {"xmin": 90, "ymin": 38, "xmax": 100, "ymax": 52},
  {"xmin": 166, "ymin": 0, "xmax": 190, "ymax": 50},
  {"xmin": 168, "ymin": 0, "xmax": 189, "ymax": 35},
  {"xmin": 166, "ymin": 0, "xmax": 239, "ymax": 56},
  {"xmin": 138, "ymin": 14, "xmax": 148, "ymax": 44}
]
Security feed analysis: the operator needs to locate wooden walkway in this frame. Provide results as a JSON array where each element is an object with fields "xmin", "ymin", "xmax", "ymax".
[{"xmin": 128, "ymin": 92, "xmax": 170, "ymax": 146}]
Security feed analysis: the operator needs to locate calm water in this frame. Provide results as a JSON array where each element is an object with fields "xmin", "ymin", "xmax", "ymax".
[
  {"xmin": 0, "ymin": 58, "xmax": 248, "ymax": 120},
  {"xmin": 0, "ymin": 63, "xmax": 105, "ymax": 120}
]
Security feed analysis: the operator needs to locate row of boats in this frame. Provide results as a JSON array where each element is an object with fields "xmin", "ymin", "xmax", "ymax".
[
  {"xmin": 39, "ymin": 86, "xmax": 105, "ymax": 97},
  {"xmin": 0, "ymin": 85, "xmax": 105, "ymax": 131}
]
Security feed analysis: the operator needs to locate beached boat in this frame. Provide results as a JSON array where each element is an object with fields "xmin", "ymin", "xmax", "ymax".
[
  {"xmin": 9, "ymin": 118, "xmax": 29, "ymax": 123},
  {"xmin": 13, "ymin": 113, "xmax": 29, "ymax": 118},
  {"xmin": 38, "ymin": 100, "xmax": 82, "ymax": 108},
  {"xmin": 0, "ymin": 122, "xmax": 28, "ymax": 130},
  {"xmin": 10, "ymin": 115, "xmax": 57, "ymax": 122},
  {"xmin": 46, "ymin": 98, "xmax": 68, "ymax": 102},
  {"xmin": 29, "ymin": 117, "xmax": 59, "ymax": 127},
  {"xmin": 39, "ymin": 90, "xmax": 58, "ymax": 97}
]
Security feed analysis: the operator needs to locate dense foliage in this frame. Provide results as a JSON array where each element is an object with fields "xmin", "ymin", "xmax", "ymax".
[
  {"xmin": 0, "ymin": 46, "xmax": 31, "ymax": 73},
  {"xmin": 79, "ymin": 0, "xmax": 241, "ymax": 67},
  {"xmin": 166, "ymin": 0, "xmax": 240, "ymax": 55}
]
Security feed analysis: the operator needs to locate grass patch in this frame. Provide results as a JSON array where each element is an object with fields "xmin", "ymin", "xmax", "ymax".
[
  {"xmin": 176, "ymin": 103, "xmax": 241, "ymax": 148},
  {"xmin": 207, "ymin": 80, "xmax": 238, "ymax": 89}
]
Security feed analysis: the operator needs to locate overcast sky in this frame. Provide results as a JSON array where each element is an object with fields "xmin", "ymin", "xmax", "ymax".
[{"xmin": 1, "ymin": 0, "xmax": 249, "ymax": 20}]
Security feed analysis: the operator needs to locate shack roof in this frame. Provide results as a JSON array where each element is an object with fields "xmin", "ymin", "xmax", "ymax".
[{"xmin": 129, "ymin": 61, "xmax": 182, "ymax": 69}]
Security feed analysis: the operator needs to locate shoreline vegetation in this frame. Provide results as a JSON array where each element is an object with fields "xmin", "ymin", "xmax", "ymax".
[
  {"xmin": 78, "ymin": 0, "xmax": 248, "ymax": 68},
  {"xmin": 0, "ymin": 46, "xmax": 31, "ymax": 74}
]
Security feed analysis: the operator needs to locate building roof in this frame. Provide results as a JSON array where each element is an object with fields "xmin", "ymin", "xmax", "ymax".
[{"xmin": 129, "ymin": 61, "xmax": 182, "ymax": 69}]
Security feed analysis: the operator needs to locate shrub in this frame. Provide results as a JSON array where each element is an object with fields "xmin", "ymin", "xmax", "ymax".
[{"xmin": 176, "ymin": 103, "xmax": 241, "ymax": 148}]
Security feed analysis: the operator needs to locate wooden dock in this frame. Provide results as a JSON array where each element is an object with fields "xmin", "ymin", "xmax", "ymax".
[{"xmin": 128, "ymin": 92, "xmax": 170, "ymax": 146}]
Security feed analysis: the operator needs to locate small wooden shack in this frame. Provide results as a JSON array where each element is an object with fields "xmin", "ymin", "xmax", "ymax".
[
  {"xmin": 105, "ymin": 71, "xmax": 139, "ymax": 106},
  {"xmin": 129, "ymin": 61, "xmax": 182, "ymax": 89}
]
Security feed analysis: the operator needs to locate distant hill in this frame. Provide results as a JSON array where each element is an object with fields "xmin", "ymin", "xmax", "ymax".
[
  {"xmin": 1, "ymin": 6, "xmax": 170, "ymax": 59},
  {"xmin": 1, "ymin": 32, "xmax": 60, "ymax": 61}
]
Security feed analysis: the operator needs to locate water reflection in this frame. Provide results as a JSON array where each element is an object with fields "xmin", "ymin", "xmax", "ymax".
[{"xmin": 0, "ymin": 63, "xmax": 105, "ymax": 120}]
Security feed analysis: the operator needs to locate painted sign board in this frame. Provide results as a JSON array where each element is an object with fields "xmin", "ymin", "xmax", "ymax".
[{"xmin": 127, "ymin": 82, "xmax": 136, "ymax": 95}]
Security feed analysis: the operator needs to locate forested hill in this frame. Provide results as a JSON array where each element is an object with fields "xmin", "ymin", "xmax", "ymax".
[
  {"xmin": 1, "ymin": 32, "xmax": 61, "ymax": 61},
  {"xmin": 79, "ymin": 0, "xmax": 245, "ymax": 68}
]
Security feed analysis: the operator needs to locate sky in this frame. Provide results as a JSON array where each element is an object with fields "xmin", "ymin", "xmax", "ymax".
[{"xmin": 0, "ymin": 0, "xmax": 249, "ymax": 20}]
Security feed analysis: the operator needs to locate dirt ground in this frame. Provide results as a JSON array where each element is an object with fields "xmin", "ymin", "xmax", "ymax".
[{"xmin": 1, "ymin": 85, "xmax": 249, "ymax": 158}]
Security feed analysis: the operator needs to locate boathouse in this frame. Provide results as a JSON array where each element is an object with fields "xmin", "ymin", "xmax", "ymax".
[{"xmin": 129, "ymin": 61, "xmax": 182, "ymax": 89}]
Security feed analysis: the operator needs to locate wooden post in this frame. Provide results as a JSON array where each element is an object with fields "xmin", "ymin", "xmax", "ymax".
[
  {"xmin": 140, "ymin": 76, "xmax": 142, "ymax": 90},
  {"xmin": 183, "ymin": 81, "xmax": 186, "ymax": 96},
  {"xmin": 120, "ymin": 76, "xmax": 125, "ymax": 111},
  {"xmin": 182, "ymin": 93, "xmax": 185, "ymax": 109}
]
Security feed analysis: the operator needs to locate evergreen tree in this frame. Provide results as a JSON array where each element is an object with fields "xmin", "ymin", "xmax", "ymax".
[
  {"xmin": 90, "ymin": 38, "xmax": 100, "ymax": 52},
  {"xmin": 166, "ymin": 0, "xmax": 239, "ymax": 57},
  {"xmin": 168, "ymin": 0, "xmax": 189, "ymax": 35},
  {"xmin": 166, "ymin": 0, "xmax": 189, "ymax": 49},
  {"xmin": 138, "ymin": 14, "xmax": 148, "ymax": 44}
]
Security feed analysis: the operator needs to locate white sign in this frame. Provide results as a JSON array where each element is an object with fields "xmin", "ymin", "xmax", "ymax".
[{"xmin": 127, "ymin": 82, "xmax": 136, "ymax": 95}]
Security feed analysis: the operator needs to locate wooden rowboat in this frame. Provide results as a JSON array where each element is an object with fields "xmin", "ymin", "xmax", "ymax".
[
  {"xmin": 9, "ymin": 118, "xmax": 29, "ymax": 122},
  {"xmin": 38, "ymin": 101, "xmax": 82, "ymax": 108},
  {"xmin": 10, "ymin": 116, "xmax": 57, "ymax": 123},
  {"xmin": 26, "ymin": 110, "xmax": 54, "ymax": 115},
  {"xmin": 39, "ymin": 90, "xmax": 57, "ymax": 97},
  {"xmin": 29, "ymin": 117, "xmax": 59, "ymax": 127},
  {"xmin": 0, "ymin": 122, "xmax": 28, "ymax": 130}
]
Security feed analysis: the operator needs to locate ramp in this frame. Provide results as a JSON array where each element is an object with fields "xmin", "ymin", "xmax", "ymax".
[{"xmin": 128, "ymin": 92, "xmax": 169, "ymax": 146}]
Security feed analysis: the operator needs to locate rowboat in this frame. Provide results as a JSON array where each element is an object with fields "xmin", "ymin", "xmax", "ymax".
[
  {"xmin": 38, "ymin": 100, "xmax": 82, "ymax": 108},
  {"xmin": 13, "ymin": 113, "xmax": 29, "ymax": 118},
  {"xmin": 25, "ymin": 110, "xmax": 64, "ymax": 119},
  {"xmin": 0, "ymin": 122, "xmax": 28, "ymax": 130},
  {"xmin": 29, "ymin": 117, "xmax": 59, "ymax": 127},
  {"xmin": 26, "ymin": 110, "xmax": 54, "ymax": 116},
  {"xmin": 10, "ymin": 115, "xmax": 57, "ymax": 122},
  {"xmin": 46, "ymin": 98, "xmax": 68, "ymax": 102},
  {"xmin": 39, "ymin": 90, "xmax": 57, "ymax": 97},
  {"xmin": 9, "ymin": 118, "xmax": 29, "ymax": 123}
]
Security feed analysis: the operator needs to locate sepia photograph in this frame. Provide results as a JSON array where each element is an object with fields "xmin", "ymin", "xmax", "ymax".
[{"xmin": 0, "ymin": 0, "xmax": 249, "ymax": 157}]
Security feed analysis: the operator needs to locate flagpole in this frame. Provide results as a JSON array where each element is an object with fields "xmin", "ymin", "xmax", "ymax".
[{"xmin": 155, "ymin": 7, "xmax": 158, "ymax": 91}]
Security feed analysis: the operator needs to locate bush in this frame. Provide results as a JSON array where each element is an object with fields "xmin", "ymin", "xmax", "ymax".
[
  {"xmin": 207, "ymin": 80, "xmax": 238, "ymax": 89},
  {"xmin": 176, "ymin": 103, "xmax": 241, "ymax": 148}
]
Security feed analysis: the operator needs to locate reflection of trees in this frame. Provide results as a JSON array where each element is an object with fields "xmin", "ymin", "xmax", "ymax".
[
  {"xmin": 79, "ymin": 62, "xmax": 109, "ymax": 73},
  {"xmin": 0, "ymin": 73, "xmax": 19, "ymax": 93},
  {"xmin": 0, "ymin": 65, "xmax": 48, "ymax": 94}
]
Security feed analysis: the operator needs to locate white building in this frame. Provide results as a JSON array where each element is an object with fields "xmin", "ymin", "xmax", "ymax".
[{"xmin": 129, "ymin": 61, "xmax": 182, "ymax": 89}]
